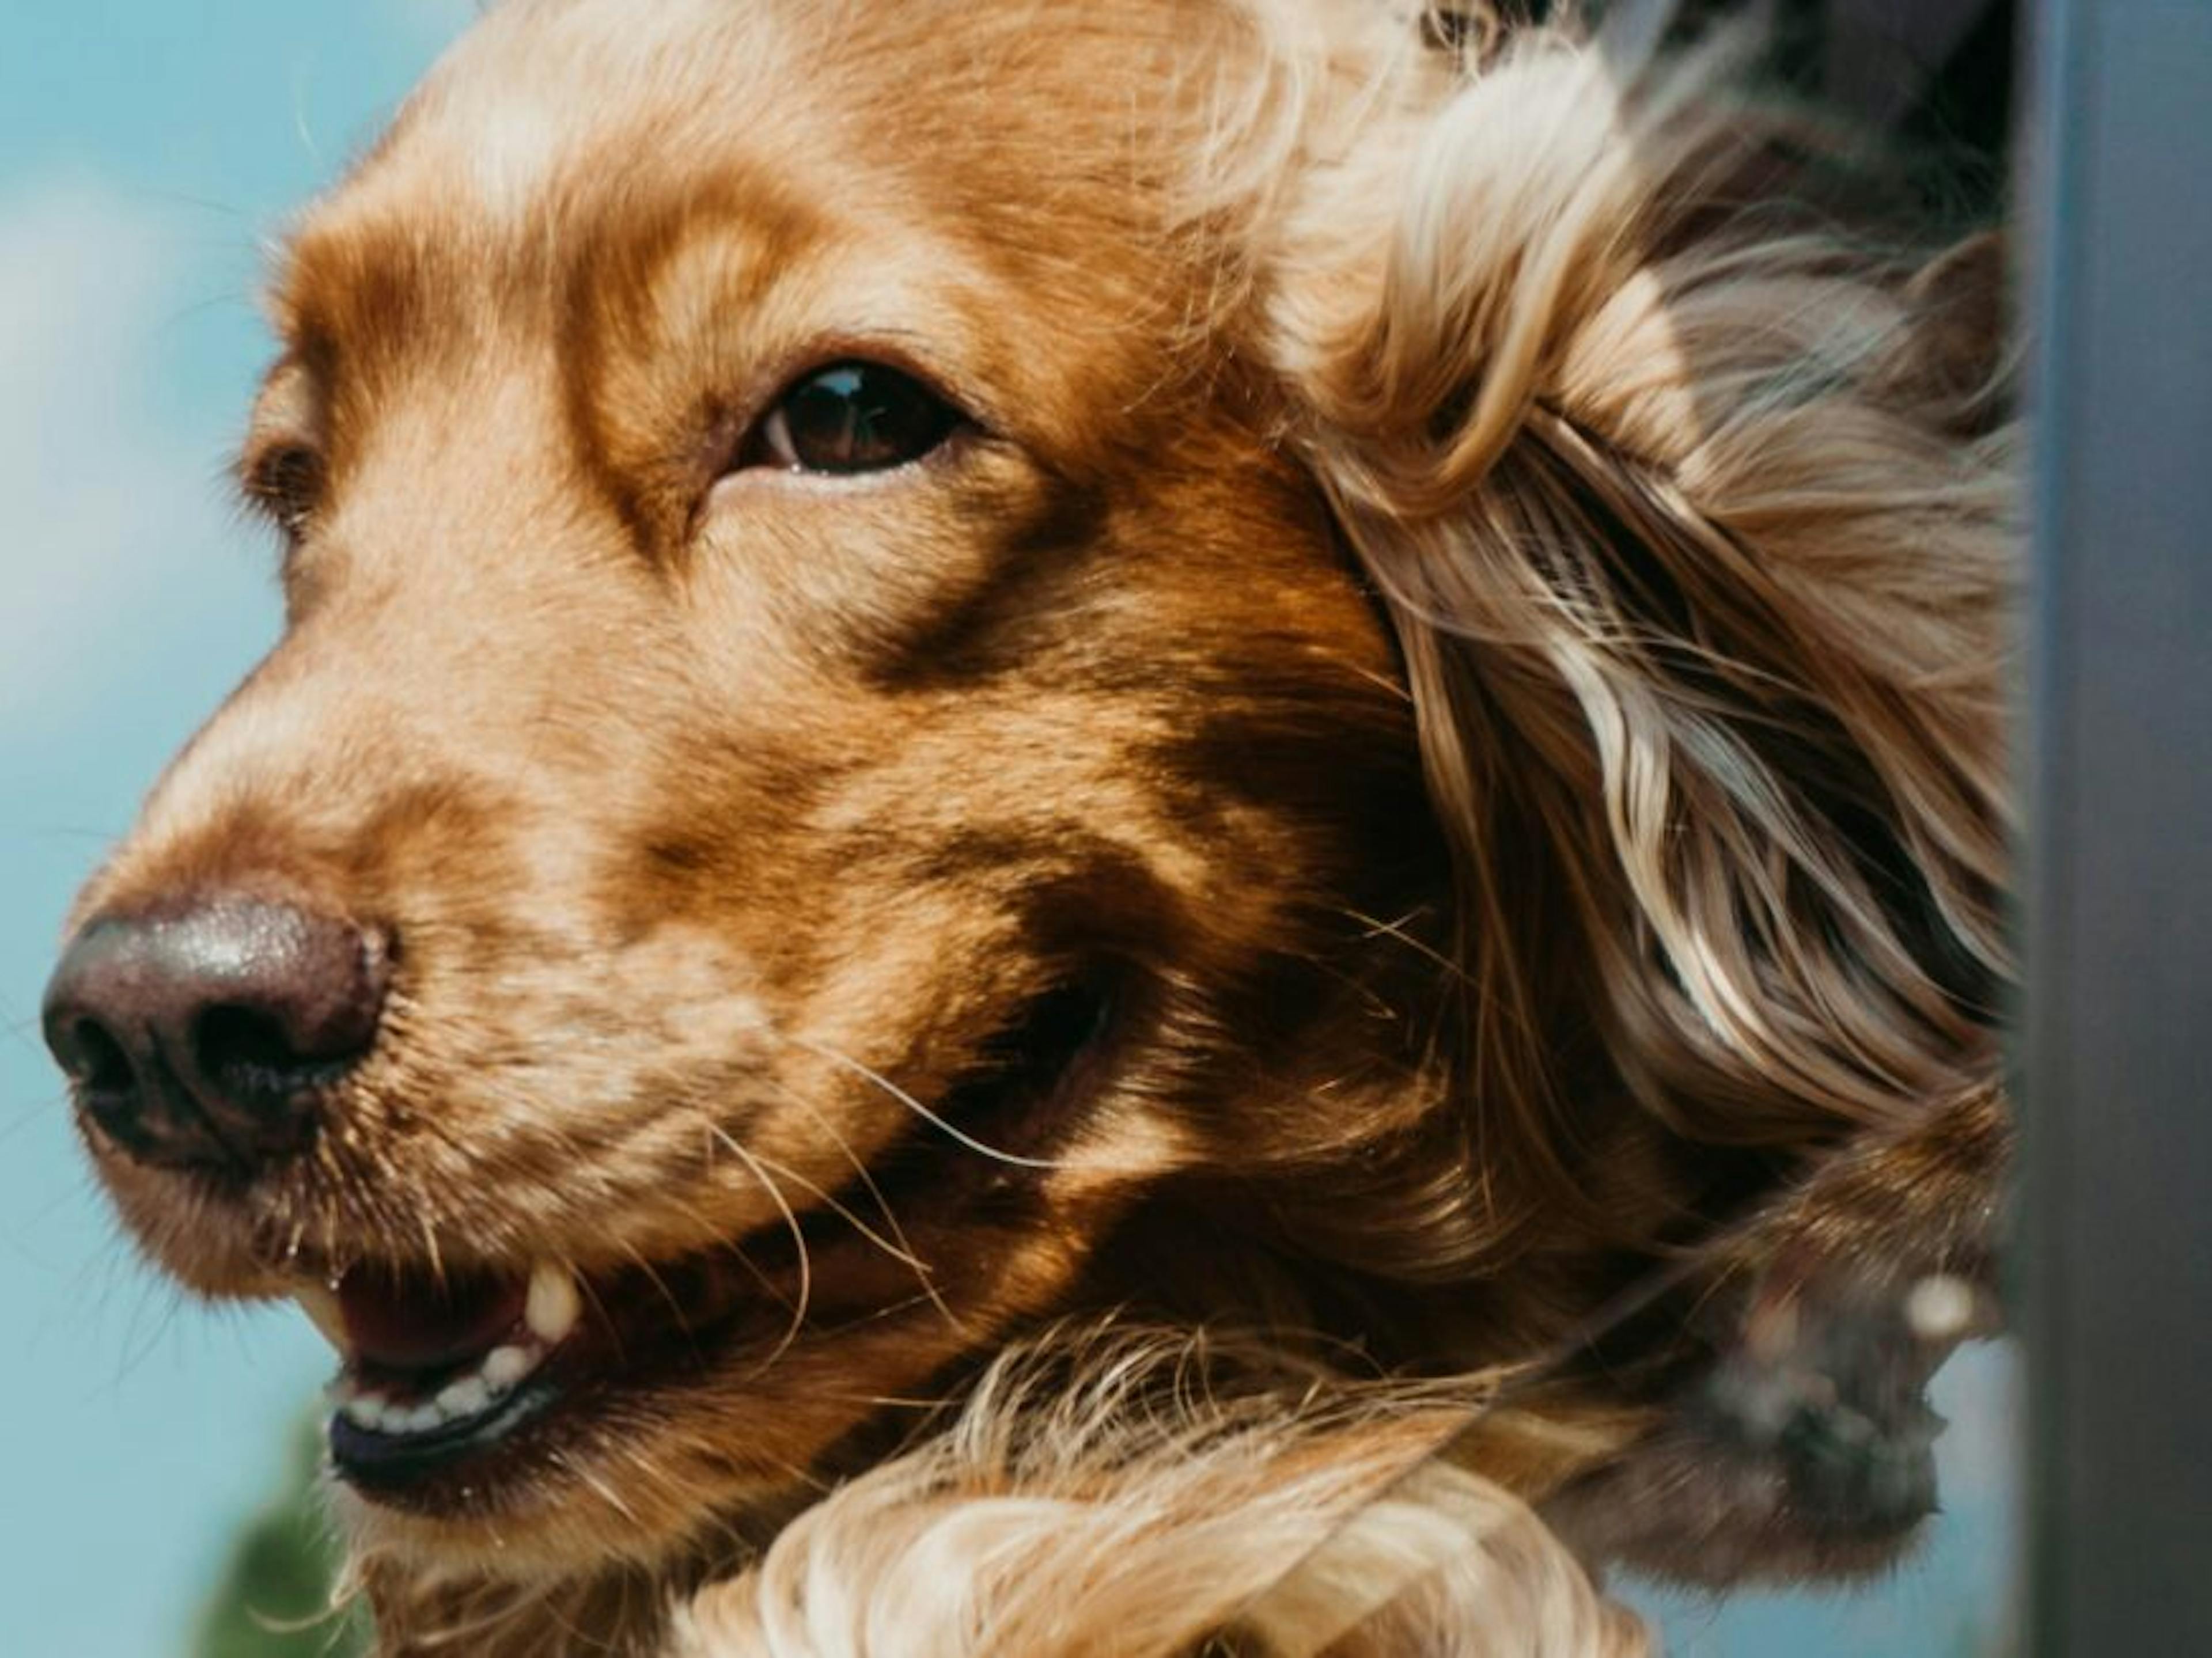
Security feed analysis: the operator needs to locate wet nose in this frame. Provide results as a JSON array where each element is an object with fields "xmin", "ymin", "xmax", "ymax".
[{"xmin": 42, "ymin": 898, "xmax": 390, "ymax": 1174}]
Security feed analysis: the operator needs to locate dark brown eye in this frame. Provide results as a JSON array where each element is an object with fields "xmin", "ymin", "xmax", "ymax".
[
  {"xmin": 243, "ymin": 443, "xmax": 325, "ymax": 540},
  {"xmin": 747, "ymin": 361, "xmax": 961, "ymax": 475}
]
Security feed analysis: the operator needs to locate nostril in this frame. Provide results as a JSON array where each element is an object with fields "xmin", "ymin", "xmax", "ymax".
[
  {"xmin": 67, "ymin": 1018, "xmax": 138, "ymax": 1096},
  {"xmin": 193, "ymin": 1001, "xmax": 346, "ymax": 1106}
]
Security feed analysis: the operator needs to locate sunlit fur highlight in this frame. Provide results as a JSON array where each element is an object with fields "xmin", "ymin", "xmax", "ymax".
[
  {"xmin": 62, "ymin": 2, "xmax": 2014, "ymax": 1653},
  {"xmin": 670, "ymin": 1335, "xmax": 1650, "ymax": 1658}
]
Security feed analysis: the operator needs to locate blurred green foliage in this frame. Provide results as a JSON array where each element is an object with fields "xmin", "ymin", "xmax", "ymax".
[{"xmin": 191, "ymin": 1414, "xmax": 369, "ymax": 1658}]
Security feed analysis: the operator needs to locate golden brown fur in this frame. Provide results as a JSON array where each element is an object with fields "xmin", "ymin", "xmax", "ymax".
[{"xmin": 56, "ymin": 2, "xmax": 2013, "ymax": 1652}]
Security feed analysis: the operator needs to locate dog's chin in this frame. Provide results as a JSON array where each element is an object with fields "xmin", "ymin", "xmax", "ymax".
[{"xmin": 88, "ymin": 973, "xmax": 1135, "ymax": 1566}]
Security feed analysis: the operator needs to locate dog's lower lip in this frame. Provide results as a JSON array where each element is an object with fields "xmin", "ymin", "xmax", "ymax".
[{"xmin": 330, "ymin": 1375, "xmax": 562, "ymax": 1489}]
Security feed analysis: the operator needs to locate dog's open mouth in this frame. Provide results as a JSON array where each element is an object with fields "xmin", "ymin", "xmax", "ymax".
[
  {"xmin": 308, "ymin": 1263, "xmax": 576, "ymax": 1485},
  {"xmin": 296, "ymin": 974, "xmax": 1124, "ymax": 1504},
  {"xmin": 304, "ymin": 1247, "xmax": 809, "ymax": 1500}
]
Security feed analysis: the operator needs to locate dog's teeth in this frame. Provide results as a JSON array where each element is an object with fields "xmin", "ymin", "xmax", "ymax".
[
  {"xmin": 295, "ymin": 1284, "xmax": 351, "ymax": 1356},
  {"xmin": 482, "ymin": 1345, "xmax": 536, "ymax": 1390},
  {"xmin": 438, "ymin": 1376, "xmax": 493, "ymax": 1418},
  {"xmin": 525, "ymin": 1264, "xmax": 581, "ymax": 1345},
  {"xmin": 321, "ymin": 1278, "xmax": 567, "ymax": 1444}
]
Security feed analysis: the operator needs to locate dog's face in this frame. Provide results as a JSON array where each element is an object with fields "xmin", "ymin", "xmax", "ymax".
[
  {"xmin": 47, "ymin": 0, "xmax": 2017, "ymax": 1626},
  {"xmin": 50, "ymin": 0, "xmax": 1438, "ymax": 1569}
]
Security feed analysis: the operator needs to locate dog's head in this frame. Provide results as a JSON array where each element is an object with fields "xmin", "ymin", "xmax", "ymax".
[{"xmin": 43, "ymin": 0, "xmax": 2010, "ymax": 1598}]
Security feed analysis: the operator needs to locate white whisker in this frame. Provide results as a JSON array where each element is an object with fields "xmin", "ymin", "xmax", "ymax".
[
  {"xmin": 757, "ymin": 1083, "xmax": 963, "ymax": 1333},
  {"xmin": 701, "ymin": 1122, "xmax": 812, "ymax": 1372},
  {"xmin": 791, "ymin": 1036, "xmax": 1081, "ymax": 1173}
]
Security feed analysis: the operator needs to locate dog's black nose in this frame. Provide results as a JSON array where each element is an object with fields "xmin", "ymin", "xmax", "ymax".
[{"xmin": 42, "ymin": 898, "xmax": 389, "ymax": 1174}]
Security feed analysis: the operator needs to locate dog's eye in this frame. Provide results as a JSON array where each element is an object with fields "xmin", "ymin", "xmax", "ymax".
[
  {"xmin": 243, "ymin": 443, "xmax": 325, "ymax": 541},
  {"xmin": 746, "ymin": 362, "xmax": 961, "ymax": 476}
]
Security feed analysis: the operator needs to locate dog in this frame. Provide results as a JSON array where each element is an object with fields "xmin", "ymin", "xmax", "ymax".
[{"xmin": 42, "ymin": 2, "xmax": 2014, "ymax": 1652}]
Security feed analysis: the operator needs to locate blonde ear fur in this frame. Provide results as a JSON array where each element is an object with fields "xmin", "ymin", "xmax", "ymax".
[
  {"xmin": 1257, "ymin": 15, "xmax": 2014, "ymax": 1229},
  {"xmin": 668, "ymin": 1335, "xmax": 1647, "ymax": 1658}
]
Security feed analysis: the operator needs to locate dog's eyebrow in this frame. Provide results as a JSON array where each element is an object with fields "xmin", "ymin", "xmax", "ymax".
[
  {"xmin": 564, "ymin": 172, "xmax": 1020, "ymax": 455},
  {"xmin": 571, "ymin": 166, "xmax": 831, "ymax": 329},
  {"xmin": 274, "ymin": 219, "xmax": 454, "ymax": 405},
  {"xmin": 245, "ymin": 358, "xmax": 319, "ymax": 438}
]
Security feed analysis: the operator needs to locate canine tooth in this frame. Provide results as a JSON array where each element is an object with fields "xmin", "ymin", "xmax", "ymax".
[
  {"xmin": 525, "ymin": 1264, "xmax": 581, "ymax": 1345},
  {"xmin": 343, "ymin": 1394, "xmax": 388, "ymax": 1429},
  {"xmin": 295, "ymin": 1284, "xmax": 351, "ymax": 1355},
  {"xmin": 482, "ymin": 1345, "xmax": 535, "ymax": 1390},
  {"xmin": 438, "ymin": 1376, "xmax": 492, "ymax": 1418}
]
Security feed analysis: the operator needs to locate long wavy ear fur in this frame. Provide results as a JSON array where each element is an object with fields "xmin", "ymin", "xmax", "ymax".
[
  {"xmin": 669, "ymin": 1334, "xmax": 1649, "ymax": 1657},
  {"xmin": 1262, "ymin": 13, "xmax": 2016, "ymax": 1243}
]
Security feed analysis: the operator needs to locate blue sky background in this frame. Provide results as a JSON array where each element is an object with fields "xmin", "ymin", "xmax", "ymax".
[
  {"xmin": 0, "ymin": 3, "xmax": 2017, "ymax": 1652},
  {"xmin": 0, "ymin": 5, "xmax": 475, "ymax": 1653}
]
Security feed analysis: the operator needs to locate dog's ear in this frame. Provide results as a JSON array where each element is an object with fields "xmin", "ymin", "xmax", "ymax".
[{"xmin": 1264, "ymin": 24, "xmax": 2015, "ymax": 1232}]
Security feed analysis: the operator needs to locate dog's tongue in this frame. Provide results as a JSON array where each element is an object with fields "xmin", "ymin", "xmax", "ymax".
[{"xmin": 338, "ymin": 1269, "xmax": 528, "ymax": 1371}]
